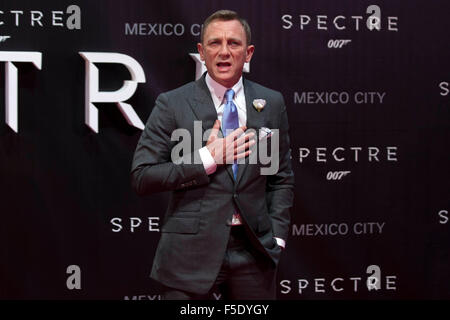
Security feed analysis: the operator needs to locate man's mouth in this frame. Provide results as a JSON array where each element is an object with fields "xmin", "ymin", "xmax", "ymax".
[{"xmin": 216, "ymin": 62, "xmax": 232, "ymax": 71}]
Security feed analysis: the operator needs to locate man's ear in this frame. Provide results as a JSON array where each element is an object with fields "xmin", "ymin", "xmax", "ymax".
[
  {"xmin": 197, "ymin": 43, "xmax": 205, "ymax": 61},
  {"xmin": 245, "ymin": 45, "xmax": 255, "ymax": 63}
]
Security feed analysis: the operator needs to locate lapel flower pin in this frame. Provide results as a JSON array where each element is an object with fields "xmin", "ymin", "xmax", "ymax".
[{"xmin": 252, "ymin": 99, "xmax": 266, "ymax": 112}]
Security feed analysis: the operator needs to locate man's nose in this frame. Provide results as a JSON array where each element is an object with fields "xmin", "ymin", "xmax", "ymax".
[{"xmin": 218, "ymin": 43, "xmax": 231, "ymax": 57}]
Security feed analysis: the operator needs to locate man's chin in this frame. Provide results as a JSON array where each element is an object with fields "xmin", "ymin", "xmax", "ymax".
[{"xmin": 211, "ymin": 72, "xmax": 240, "ymax": 87}]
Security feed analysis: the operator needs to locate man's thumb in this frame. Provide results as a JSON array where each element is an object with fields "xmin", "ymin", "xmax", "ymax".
[
  {"xmin": 211, "ymin": 119, "xmax": 221, "ymax": 135},
  {"xmin": 207, "ymin": 119, "xmax": 220, "ymax": 143},
  {"xmin": 213, "ymin": 119, "xmax": 220, "ymax": 130}
]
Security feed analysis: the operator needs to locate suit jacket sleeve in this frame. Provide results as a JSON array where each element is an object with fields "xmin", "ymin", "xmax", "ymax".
[
  {"xmin": 131, "ymin": 93, "xmax": 210, "ymax": 195},
  {"xmin": 266, "ymin": 93, "xmax": 295, "ymax": 241}
]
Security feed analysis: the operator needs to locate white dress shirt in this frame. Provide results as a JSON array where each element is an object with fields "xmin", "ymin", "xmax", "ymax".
[{"xmin": 197, "ymin": 73, "xmax": 286, "ymax": 249}]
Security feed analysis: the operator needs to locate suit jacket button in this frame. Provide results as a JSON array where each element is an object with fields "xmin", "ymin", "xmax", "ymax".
[{"xmin": 233, "ymin": 194, "xmax": 238, "ymax": 199}]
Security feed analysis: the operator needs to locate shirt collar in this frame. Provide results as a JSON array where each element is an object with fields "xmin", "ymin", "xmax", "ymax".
[{"xmin": 205, "ymin": 73, "xmax": 243, "ymax": 104}]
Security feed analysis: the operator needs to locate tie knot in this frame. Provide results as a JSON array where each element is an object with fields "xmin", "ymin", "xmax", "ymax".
[{"xmin": 225, "ymin": 89, "xmax": 235, "ymax": 103}]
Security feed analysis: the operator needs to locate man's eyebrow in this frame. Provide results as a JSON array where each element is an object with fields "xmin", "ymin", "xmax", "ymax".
[
  {"xmin": 206, "ymin": 37, "xmax": 221, "ymax": 43},
  {"xmin": 228, "ymin": 37, "xmax": 243, "ymax": 43},
  {"xmin": 206, "ymin": 37, "xmax": 243, "ymax": 43}
]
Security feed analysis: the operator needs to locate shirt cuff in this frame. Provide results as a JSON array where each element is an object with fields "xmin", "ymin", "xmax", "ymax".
[
  {"xmin": 199, "ymin": 146, "xmax": 217, "ymax": 175},
  {"xmin": 274, "ymin": 237, "xmax": 286, "ymax": 249}
]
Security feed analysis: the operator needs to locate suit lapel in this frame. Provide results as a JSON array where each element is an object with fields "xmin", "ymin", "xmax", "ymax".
[
  {"xmin": 188, "ymin": 75, "xmax": 217, "ymax": 133},
  {"xmin": 235, "ymin": 79, "xmax": 266, "ymax": 185}
]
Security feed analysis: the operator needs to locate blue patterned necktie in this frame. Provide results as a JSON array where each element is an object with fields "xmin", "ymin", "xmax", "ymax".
[{"xmin": 222, "ymin": 89, "xmax": 239, "ymax": 180}]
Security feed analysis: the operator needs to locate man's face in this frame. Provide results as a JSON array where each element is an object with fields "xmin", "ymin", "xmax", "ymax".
[{"xmin": 197, "ymin": 19, "xmax": 254, "ymax": 88}]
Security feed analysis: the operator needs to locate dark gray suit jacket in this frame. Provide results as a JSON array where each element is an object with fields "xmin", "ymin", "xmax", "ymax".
[{"xmin": 131, "ymin": 74, "xmax": 294, "ymax": 294}]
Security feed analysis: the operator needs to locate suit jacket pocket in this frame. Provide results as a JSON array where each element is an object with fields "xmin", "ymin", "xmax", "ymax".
[{"xmin": 161, "ymin": 217, "xmax": 200, "ymax": 234}]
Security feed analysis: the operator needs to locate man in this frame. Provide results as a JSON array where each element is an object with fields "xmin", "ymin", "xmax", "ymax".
[{"xmin": 131, "ymin": 10, "xmax": 294, "ymax": 300}]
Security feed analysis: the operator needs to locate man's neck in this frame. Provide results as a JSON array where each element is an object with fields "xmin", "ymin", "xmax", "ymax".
[
  {"xmin": 206, "ymin": 73, "xmax": 242, "ymax": 89},
  {"xmin": 205, "ymin": 73, "xmax": 243, "ymax": 99}
]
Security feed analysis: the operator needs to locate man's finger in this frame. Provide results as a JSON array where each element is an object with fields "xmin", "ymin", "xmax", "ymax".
[
  {"xmin": 227, "ymin": 125, "xmax": 247, "ymax": 140},
  {"xmin": 235, "ymin": 139, "xmax": 256, "ymax": 155},
  {"xmin": 226, "ymin": 130, "xmax": 253, "ymax": 146},
  {"xmin": 233, "ymin": 132, "xmax": 255, "ymax": 147},
  {"xmin": 234, "ymin": 149, "xmax": 252, "ymax": 160}
]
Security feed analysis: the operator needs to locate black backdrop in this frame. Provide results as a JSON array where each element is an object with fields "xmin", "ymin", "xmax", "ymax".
[{"xmin": 0, "ymin": 0, "xmax": 449, "ymax": 299}]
